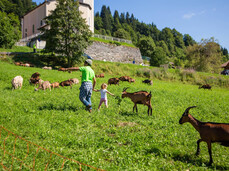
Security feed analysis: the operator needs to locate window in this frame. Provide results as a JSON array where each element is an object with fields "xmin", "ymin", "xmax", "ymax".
[
  {"xmin": 40, "ymin": 20, "xmax": 43, "ymax": 26},
  {"xmin": 32, "ymin": 25, "xmax": 35, "ymax": 34}
]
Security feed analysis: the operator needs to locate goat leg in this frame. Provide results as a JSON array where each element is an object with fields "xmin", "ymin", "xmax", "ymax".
[
  {"xmin": 207, "ymin": 142, "xmax": 213, "ymax": 166},
  {"xmin": 136, "ymin": 104, "xmax": 138, "ymax": 113},
  {"xmin": 133, "ymin": 104, "xmax": 136, "ymax": 113},
  {"xmin": 195, "ymin": 139, "xmax": 202, "ymax": 156}
]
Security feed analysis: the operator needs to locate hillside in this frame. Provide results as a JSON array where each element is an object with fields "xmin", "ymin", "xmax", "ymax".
[{"xmin": 0, "ymin": 60, "xmax": 229, "ymax": 170}]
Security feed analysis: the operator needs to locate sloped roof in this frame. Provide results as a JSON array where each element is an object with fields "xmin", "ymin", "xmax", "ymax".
[{"xmin": 221, "ymin": 60, "xmax": 229, "ymax": 68}]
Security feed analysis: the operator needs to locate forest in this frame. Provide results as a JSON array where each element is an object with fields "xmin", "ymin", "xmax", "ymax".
[{"xmin": 94, "ymin": 5, "xmax": 229, "ymax": 72}]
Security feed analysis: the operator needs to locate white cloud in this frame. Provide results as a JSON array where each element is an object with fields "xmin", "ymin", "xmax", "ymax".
[{"xmin": 183, "ymin": 13, "xmax": 196, "ymax": 19}]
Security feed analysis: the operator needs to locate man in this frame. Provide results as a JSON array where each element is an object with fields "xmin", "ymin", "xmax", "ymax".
[
  {"xmin": 33, "ymin": 43, "xmax": 37, "ymax": 53},
  {"xmin": 73, "ymin": 59, "xmax": 96, "ymax": 112}
]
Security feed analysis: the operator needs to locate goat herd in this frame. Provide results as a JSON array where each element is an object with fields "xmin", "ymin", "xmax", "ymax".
[{"xmin": 10, "ymin": 65, "xmax": 228, "ymax": 166}]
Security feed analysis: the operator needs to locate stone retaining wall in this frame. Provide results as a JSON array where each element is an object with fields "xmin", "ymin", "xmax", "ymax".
[{"xmin": 85, "ymin": 41, "xmax": 143, "ymax": 64}]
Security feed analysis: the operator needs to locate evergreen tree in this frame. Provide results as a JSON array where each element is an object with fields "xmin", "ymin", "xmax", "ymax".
[
  {"xmin": 119, "ymin": 12, "xmax": 126, "ymax": 24},
  {"xmin": 41, "ymin": 0, "xmax": 92, "ymax": 67},
  {"xmin": 94, "ymin": 12, "xmax": 103, "ymax": 31},
  {"xmin": 112, "ymin": 10, "xmax": 122, "ymax": 33},
  {"xmin": 100, "ymin": 5, "xmax": 113, "ymax": 33}
]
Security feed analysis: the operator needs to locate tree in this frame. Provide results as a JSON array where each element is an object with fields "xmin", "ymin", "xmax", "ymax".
[
  {"xmin": 186, "ymin": 37, "xmax": 222, "ymax": 73},
  {"xmin": 0, "ymin": 11, "xmax": 21, "ymax": 48},
  {"xmin": 137, "ymin": 36, "xmax": 156, "ymax": 57},
  {"xmin": 41, "ymin": 0, "xmax": 92, "ymax": 67},
  {"xmin": 94, "ymin": 12, "xmax": 103, "ymax": 31},
  {"xmin": 150, "ymin": 47, "xmax": 167, "ymax": 67},
  {"xmin": 183, "ymin": 34, "xmax": 196, "ymax": 47},
  {"xmin": 113, "ymin": 28, "xmax": 130, "ymax": 40}
]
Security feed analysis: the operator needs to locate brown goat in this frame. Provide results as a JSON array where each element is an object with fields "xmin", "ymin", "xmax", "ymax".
[
  {"xmin": 119, "ymin": 76, "xmax": 131, "ymax": 82},
  {"xmin": 60, "ymin": 80, "xmax": 73, "ymax": 88},
  {"xmin": 121, "ymin": 88, "xmax": 152, "ymax": 116},
  {"xmin": 95, "ymin": 73, "xmax": 105, "ymax": 78},
  {"xmin": 58, "ymin": 68, "xmax": 68, "ymax": 72},
  {"xmin": 29, "ymin": 72, "xmax": 41, "ymax": 86},
  {"xmin": 179, "ymin": 106, "xmax": 229, "ymax": 165},
  {"xmin": 108, "ymin": 78, "xmax": 119, "ymax": 85},
  {"xmin": 50, "ymin": 82, "xmax": 59, "ymax": 89},
  {"xmin": 129, "ymin": 78, "xmax": 135, "ymax": 83},
  {"xmin": 199, "ymin": 84, "xmax": 212, "ymax": 90}
]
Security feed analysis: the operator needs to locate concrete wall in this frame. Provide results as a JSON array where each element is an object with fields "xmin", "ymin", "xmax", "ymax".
[{"xmin": 85, "ymin": 41, "xmax": 143, "ymax": 64}]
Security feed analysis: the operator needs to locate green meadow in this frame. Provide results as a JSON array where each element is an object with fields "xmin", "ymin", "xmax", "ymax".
[{"xmin": 0, "ymin": 60, "xmax": 229, "ymax": 170}]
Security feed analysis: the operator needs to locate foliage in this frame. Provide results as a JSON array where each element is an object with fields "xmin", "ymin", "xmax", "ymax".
[
  {"xmin": 94, "ymin": 5, "xmax": 229, "ymax": 68},
  {"xmin": 186, "ymin": 38, "xmax": 222, "ymax": 73},
  {"xmin": 113, "ymin": 28, "xmax": 131, "ymax": 40},
  {"xmin": 0, "ymin": 11, "xmax": 21, "ymax": 48},
  {"xmin": 137, "ymin": 36, "xmax": 156, "ymax": 57},
  {"xmin": 41, "ymin": 0, "xmax": 92, "ymax": 67},
  {"xmin": 150, "ymin": 47, "xmax": 167, "ymax": 67},
  {"xmin": 0, "ymin": 60, "xmax": 229, "ymax": 170}
]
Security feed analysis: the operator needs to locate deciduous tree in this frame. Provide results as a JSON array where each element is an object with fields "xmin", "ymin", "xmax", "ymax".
[{"xmin": 41, "ymin": 0, "xmax": 92, "ymax": 67}]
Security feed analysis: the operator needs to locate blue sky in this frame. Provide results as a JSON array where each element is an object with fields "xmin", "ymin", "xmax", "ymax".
[{"xmin": 35, "ymin": 0, "xmax": 229, "ymax": 50}]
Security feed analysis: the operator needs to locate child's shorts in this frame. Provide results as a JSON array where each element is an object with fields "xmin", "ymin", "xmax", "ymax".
[{"xmin": 99, "ymin": 98, "xmax": 107, "ymax": 106}]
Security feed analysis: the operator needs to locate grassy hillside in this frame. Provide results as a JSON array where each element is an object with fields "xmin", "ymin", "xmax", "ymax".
[{"xmin": 0, "ymin": 60, "xmax": 229, "ymax": 170}]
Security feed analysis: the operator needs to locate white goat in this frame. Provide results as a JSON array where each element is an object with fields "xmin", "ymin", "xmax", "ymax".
[{"xmin": 11, "ymin": 76, "xmax": 23, "ymax": 90}]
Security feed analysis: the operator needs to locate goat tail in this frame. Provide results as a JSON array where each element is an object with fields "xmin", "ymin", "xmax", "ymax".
[{"xmin": 220, "ymin": 142, "xmax": 229, "ymax": 147}]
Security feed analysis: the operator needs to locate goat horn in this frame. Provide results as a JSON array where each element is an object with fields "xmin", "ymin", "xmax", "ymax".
[
  {"xmin": 122, "ymin": 87, "xmax": 129, "ymax": 92},
  {"xmin": 185, "ymin": 106, "xmax": 197, "ymax": 114}
]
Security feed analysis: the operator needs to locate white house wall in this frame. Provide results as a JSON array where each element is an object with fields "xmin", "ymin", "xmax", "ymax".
[{"xmin": 22, "ymin": 0, "xmax": 94, "ymax": 39}]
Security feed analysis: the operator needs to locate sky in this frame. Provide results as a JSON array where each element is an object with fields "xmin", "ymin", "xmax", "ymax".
[{"xmin": 34, "ymin": 0, "xmax": 229, "ymax": 50}]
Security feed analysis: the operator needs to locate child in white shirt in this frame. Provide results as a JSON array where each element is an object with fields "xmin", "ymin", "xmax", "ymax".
[{"xmin": 94, "ymin": 83, "xmax": 114, "ymax": 110}]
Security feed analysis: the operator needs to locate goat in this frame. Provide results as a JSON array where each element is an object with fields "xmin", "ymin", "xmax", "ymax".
[
  {"xmin": 50, "ymin": 82, "xmax": 59, "ymax": 89},
  {"xmin": 42, "ymin": 66, "xmax": 52, "ymax": 70},
  {"xmin": 95, "ymin": 73, "xmax": 105, "ymax": 78},
  {"xmin": 179, "ymin": 106, "xmax": 229, "ymax": 165},
  {"xmin": 58, "ymin": 68, "xmax": 68, "ymax": 72},
  {"xmin": 119, "ymin": 76, "xmax": 131, "ymax": 82},
  {"xmin": 29, "ymin": 72, "xmax": 41, "ymax": 86},
  {"xmin": 142, "ymin": 79, "xmax": 153, "ymax": 85},
  {"xmin": 129, "ymin": 78, "xmax": 135, "ymax": 83},
  {"xmin": 108, "ymin": 77, "xmax": 119, "ymax": 85},
  {"xmin": 199, "ymin": 84, "xmax": 212, "ymax": 90},
  {"xmin": 35, "ymin": 81, "xmax": 51, "ymax": 91},
  {"xmin": 121, "ymin": 87, "xmax": 152, "ymax": 116},
  {"xmin": 60, "ymin": 80, "xmax": 73, "ymax": 88},
  {"xmin": 69, "ymin": 78, "xmax": 79, "ymax": 84},
  {"xmin": 11, "ymin": 76, "xmax": 23, "ymax": 90}
]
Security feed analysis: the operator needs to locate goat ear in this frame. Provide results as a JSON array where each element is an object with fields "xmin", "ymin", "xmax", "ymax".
[
  {"xmin": 122, "ymin": 87, "xmax": 129, "ymax": 92},
  {"xmin": 184, "ymin": 106, "xmax": 197, "ymax": 114}
]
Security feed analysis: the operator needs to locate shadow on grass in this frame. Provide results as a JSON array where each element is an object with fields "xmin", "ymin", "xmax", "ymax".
[
  {"xmin": 172, "ymin": 153, "xmax": 229, "ymax": 170},
  {"xmin": 144, "ymin": 147, "xmax": 162, "ymax": 157},
  {"xmin": 38, "ymin": 103, "xmax": 80, "ymax": 112},
  {"xmin": 119, "ymin": 111, "xmax": 137, "ymax": 116}
]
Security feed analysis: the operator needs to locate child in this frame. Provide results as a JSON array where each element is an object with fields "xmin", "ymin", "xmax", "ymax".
[{"xmin": 94, "ymin": 83, "xmax": 114, "ymax": 110}]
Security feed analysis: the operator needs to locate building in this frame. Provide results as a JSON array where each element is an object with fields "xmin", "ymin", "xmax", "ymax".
[{"xmin": 21, "ymin": 0, "xmax": 94, "ymax": 41}]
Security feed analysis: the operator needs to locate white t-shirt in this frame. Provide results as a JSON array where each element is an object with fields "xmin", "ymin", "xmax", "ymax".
[{"xmin": 100, "ymin": 89, "xmax": 107, "ymax": 99}]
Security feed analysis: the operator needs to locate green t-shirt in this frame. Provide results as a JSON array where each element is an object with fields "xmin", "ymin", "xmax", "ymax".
[{"xmin": 79, "ymin": 66, "xmax": 95, "ymax": 83}]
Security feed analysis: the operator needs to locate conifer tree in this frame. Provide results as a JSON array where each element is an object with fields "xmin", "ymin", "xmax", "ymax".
[{"xmin": 41, "ymin": 0, "xmax": 92, "ymax": 67}]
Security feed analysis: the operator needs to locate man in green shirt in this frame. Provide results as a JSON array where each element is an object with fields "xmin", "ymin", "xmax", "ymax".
[
  {"xmin": 33, "ymin": 43, "xmax": 37, "ymax": 53},
  {"xmin": 74, "ymin": 59, "xmax": 96, "ymax": 112}
]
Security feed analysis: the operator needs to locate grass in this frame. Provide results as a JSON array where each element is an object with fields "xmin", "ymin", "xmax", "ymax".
[
  {"xmin": 91, "ymin": 37, "xmax": 136, "ymax": 48},
  {"xmin": 0, "ymin": 60, "xmax": 229, "ymax": 170},
  {"xmin": 0, "ymin": 46, "xmax": 34, "ymax": 53}
]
